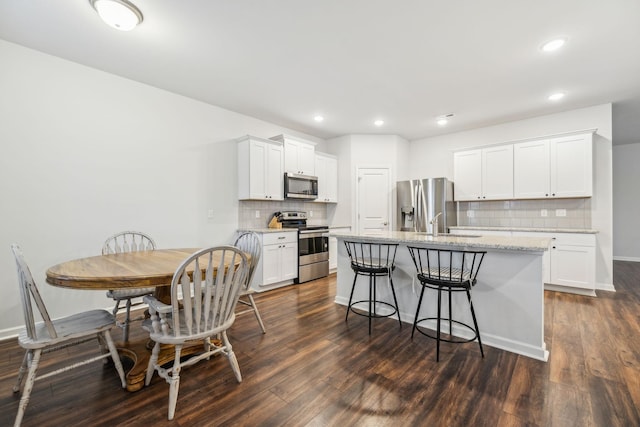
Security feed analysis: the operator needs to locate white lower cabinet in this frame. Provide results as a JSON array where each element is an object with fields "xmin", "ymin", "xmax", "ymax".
[
  {"xmin": 450, "ymin": 228, "xmax": 596, "ymax": 295},
  {"xmin": 253, "ymin": 231, "xmax": 298, "ymax": 291}
]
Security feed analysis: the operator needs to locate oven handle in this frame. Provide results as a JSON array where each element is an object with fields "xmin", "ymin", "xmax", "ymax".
[{"xmin": 298, "ymin": 230, "xmax": 330, "ymax": 238}]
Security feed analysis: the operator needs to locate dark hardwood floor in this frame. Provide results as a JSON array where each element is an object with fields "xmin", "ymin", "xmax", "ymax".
[{"xmin": 2, "ymin": 261, "xmax": 639, "ymax": 426}]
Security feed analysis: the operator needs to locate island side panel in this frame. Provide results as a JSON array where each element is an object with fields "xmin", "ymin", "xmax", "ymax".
[{"xmin": 335, "ymin": 237, "xmax": 548, "ymax": 361}]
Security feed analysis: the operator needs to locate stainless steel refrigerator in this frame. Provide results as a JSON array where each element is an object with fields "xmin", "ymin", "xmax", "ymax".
[{"xmin": 396, "ymin": 178, "xmax": 456, "ymax": 233}]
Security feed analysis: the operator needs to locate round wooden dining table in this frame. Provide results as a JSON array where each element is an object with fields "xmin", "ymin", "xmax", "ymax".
[{"xmin": 45, "ymin": 248, "xmax": 243, "ymax": 392}]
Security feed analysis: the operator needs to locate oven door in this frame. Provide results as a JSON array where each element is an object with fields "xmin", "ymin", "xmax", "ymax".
[{"xmin": 298, "ymin": 230, "xmax": 329, "ymax": 264}]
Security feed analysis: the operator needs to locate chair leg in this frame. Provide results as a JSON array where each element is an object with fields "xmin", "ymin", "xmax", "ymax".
[
  {"xmin": 146, "ymin": 342, "xmax": 160, "ymax": 386},
  {"xmin": 368, "ymin": 273, "xmax": 374, "ymax": 335},
  {"xmin": 448, "ymin": 288, "xmax": 453, "ymax": 336},
  {"xmin": 466, "ymin": 289, "xmax": 484, "ymax": 358},
  {"xmin": 222, "ymin": 331, "xmax": 242, "ymax": 383},
  {"xmin": 247, "ymin": 294, "xmax": 266, "ymax": 333},
  {"xmin": 345, "ymin": 273, "xmax": 358, "ymax": 322},
  {"xmin": 122, "ymin": 298, "xmax": 132, "ymax": 342},
  {"xmin": 12, "ymin": 350, "xmax": 30, "ymax": 393},
  {"xmin": 436, "ymin": 288, "xmax": 442, "ymax": 362},
  {"xmin": 103, "ymin": 330, "xmax": 126, "ymax": 388},
  {"xmin": 412, "ymin": 286, "xmax": 426, "ymax": 339},
  {"xmin": 14, "ymin": 349, "xmax": 41, "ymax": 427},
  {"xmin": 167, "ymin": 345, "xmax": 183, "ymax": 421},
  {"xmin": 388, "ymin": 273, "xmax": 402, "ymax": 328}
]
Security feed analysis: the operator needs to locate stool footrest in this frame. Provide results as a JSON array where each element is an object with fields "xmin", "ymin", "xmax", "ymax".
[
  {"xmin": 414, "ymin": 317, "xmax": 479, "ymax": 344},
  {"xmin": 349, "ymin": 300, "xmax": 398, "ymax": 319}
]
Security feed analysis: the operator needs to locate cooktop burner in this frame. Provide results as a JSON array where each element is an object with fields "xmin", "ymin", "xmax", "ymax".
[{"xmin": 276, "ymin": 211, "xmax": 328, "ymax": 230}]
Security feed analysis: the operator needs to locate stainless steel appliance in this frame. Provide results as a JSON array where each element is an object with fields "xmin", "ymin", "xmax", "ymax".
[
  {"xmin": 277, "ymin": 211, "xmax": 329, "ymax": 283},
  {"xmin": 396, "ymin": 178, "xmax": 456, "ymax": 234},
  {"xmin": 284, "ymin": 173, "xmax": 318, "ymax": 200}
]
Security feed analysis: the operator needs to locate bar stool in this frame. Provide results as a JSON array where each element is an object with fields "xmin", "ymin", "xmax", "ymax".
[
  {"xmin": 407, "ymin": 246, "xmax": 486, "ymax": 361},
  {"xmin": 344, "ymin": 241, "xmax": 402, "ymax": 334}
]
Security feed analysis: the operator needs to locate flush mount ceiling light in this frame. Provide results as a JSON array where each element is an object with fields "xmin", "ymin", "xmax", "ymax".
[
  {"xmin": 314, "ymin": 115, "xmax": 324, "ymax": 123},
  {"xmin": 548, "ymin": 92, "xmax": 566, "ymax": 101},
  {"xmin": 374, "ymin": 120, "xmax": 385, "ymax": 127},
  {"xmin": 90, "ymin": 0, "xmax": 143, "ymax": 31},
  {"xmin": 436, "ymin": 113, "xmax": 454, "ymax": 126},
  {"xmin": 541, "ymin": 37, "xmax": 567, "ymax": 52}
]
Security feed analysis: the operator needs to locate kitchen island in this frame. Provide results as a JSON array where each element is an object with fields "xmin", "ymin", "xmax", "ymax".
[{"xmin": 331, "ymin": 231, "xmax": 552, "ymax": 361}]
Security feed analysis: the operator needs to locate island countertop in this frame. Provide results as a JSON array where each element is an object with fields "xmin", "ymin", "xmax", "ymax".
[{"xmin": 330, "ymin": 230, "xmax": 551, "ymax": 252}]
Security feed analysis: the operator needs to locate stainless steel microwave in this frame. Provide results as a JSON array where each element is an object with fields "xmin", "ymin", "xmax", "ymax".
[{"xmin": 284, "ymin": 173, "xmax": 318, "ymax": 199}]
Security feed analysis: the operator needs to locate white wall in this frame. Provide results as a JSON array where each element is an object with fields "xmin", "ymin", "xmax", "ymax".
[
  {"xmin": 326, "ymin": 135, "xmax": 409, "ymax": 230},
  {"xmin": 613, "ymin": 142, "xmax": 640, "ymax": 261},
  {"xmin": 410, "ymin": 104, "xmax": 614, "ymax": 290},
  {"xmin": 0, "ymin": 40, "xmax": 321, "ymax": 337}
]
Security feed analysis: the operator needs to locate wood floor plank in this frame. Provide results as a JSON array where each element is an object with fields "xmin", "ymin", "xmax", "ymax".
[{"xmin": 2, "ymin": 263, "xmax": 640, "ymax": 426}]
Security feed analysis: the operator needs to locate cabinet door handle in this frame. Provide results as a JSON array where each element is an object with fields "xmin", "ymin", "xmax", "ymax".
[{"xmin": 278, "ymin": 236, "xmax": 285, "ymax": 239}]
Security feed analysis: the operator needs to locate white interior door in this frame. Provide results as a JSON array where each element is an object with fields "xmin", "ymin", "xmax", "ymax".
[{"xmin": 357, "ymin": 167, "xmax": 392, "ymax": 234}]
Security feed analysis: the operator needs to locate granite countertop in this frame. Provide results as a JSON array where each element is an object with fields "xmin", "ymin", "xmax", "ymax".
[
  {"xmin": 330, "ymin": 230, "xmax": 551, "ymax": 252},
  {"xmin": 238, "ymin": 228, "xmax": 298, "ymax": 234},
  {"xmin": 450, "ymin": 226, "xmax": 598, "ymax": 234}
]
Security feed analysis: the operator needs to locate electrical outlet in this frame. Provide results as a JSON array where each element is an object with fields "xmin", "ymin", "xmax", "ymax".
[
  {"xmin": 255, "ymin": 210, "xmax": 260, "ymax": 218},
  {"xmin": 467, "ymin": 210, "xmax": 474, "ymax": 218},
  {"xmin": 309, "ymin": 211, "xmax": 313, "ymax": 217},
  {"xmin": 541, "ymin": 209, "xmax": 548, "ymax": 217},
  {"xmin": 556, "ymin": 209, "xmax": 567, "ymax": 217},
  {"xmin": 207, "ymin": 209, "xmax": 214, "ymax": 219}
]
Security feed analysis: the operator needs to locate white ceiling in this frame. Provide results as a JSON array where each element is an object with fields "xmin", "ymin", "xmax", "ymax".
[{"xmin": 1, "ymin": 0, "xmax": 639, "ymax": 144}]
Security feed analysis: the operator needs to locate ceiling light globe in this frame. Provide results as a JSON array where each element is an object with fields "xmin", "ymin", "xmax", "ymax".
[
  {"xmin": 548, "ymin": 92, "xmax": 566, "ymax": 101},
  {"xmin": 541, "ymin": 38, "xmax": 567, "ymax": 52},
  {"xmin": 374, "ymin": 120, "xmax": 384, "ymax": 127},
  {"xmin": 91, "ymin": 0, "xmax": 143, "ymax": 31},
  {"xmin": 314, "ymin": 115, "xmax": 324, "ymax": 123},
  {"xmin": 436, "ymin": 118, "xmax": 448, "ymax": 126}
]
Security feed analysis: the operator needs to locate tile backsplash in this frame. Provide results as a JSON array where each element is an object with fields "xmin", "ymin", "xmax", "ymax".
[
  {"xmin": 457, "ymin": 198, "xmax": 591, "ymax": 229},
  {"xmin": 239, "ymin": 200, "xmax": 328, "ymax": 229}
]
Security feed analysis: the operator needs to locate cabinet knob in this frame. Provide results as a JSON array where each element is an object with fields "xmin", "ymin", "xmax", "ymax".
[
  {"xmin": 545, "ymin": 193, "xmax": 549, "ymax": 196},
  {"xmin": 552, "ymin": 246, "xmax": 556, "ymax": 249},
  {"xmin": 552, "ymin": 193, "xmax": 556, "ymax": 196}
]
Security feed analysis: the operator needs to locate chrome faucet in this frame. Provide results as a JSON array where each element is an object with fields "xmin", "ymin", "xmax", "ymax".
[{"xmin": 431, "ymin": 212, "xmax": 443, "ymax": 237}]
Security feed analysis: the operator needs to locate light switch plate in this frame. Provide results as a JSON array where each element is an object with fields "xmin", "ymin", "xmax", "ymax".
[
  {"xmin": 556, "ymin": 209, "xmax": 567, "ymax": 217},
  {"xmin": 255, "ymin": 210, "xmax": 260, "ymax": 218},
  {"xmin": 541, "ymin": 209, "xmax": 548, "ymax": 217},
  {"xmin": 467, "ymin": 210, "xmax": 474, "ymax": 218}
]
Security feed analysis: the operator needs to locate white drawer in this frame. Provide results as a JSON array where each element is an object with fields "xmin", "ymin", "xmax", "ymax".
[
  {"xmin": 262, "ymin": 231, "xmax": 297, "ymax": 246},
  {"xmin": 514, "ymin": 231, "xmax": 595, "ymax": 246}
]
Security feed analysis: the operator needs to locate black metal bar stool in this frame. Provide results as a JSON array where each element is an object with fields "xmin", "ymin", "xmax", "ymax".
[
  {"xmin": 344, "ymin": 241, "xmax": 402, "ymax": 334},
  {"xmin": 407, "ymin": 246, "xmax": 486, "ymax": 361}
]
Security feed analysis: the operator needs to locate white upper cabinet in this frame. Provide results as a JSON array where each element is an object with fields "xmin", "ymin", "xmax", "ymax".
[
  {"xmin": 454, "ymin": 145, "xmax": 513, "ymax": 201},
  {"xmin": 270, "ymin": 134, "xmax": 316, "ymax": 176},
  {"xmin": 514, "ymin": 132, "xmax": 592, "ymax": 199},
  {"xmin": 237, "ymin": 135, "xmax": 284, "ymax": 201},
  {"xmin": 550, "ymin": 133, "xmax": 593, "ymax": 198},
  {"xmin": 314, "ymin": 153, "xmax": 338, "ymax": 203}
]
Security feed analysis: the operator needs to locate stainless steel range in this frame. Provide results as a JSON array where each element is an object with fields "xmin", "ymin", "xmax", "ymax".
[{"xmin": 277, "ymin": 211, "xmax": 329, "ymax": 283}]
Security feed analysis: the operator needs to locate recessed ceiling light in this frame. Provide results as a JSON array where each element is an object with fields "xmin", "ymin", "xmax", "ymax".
[
  {"xmin": 90, "ymin": 0, "xmax": 143, "ymax": 31},
  {"xmin": 541, "ymin": 37, "xmax": 567, "ymax": 52},
  {"xmin": 436, "ymin": 113, "xmax": 453, "ymax": 126},
  {"xmin": 374, "ymin": 120, "xmax": 384, "ymax": 127},
  {"xmin": 548, "ymin": 92, "xmax": 566, "ymax": 101},
  {"xmin": 314, "ymin": 115, "xmax": 324, "ymax": 123}
]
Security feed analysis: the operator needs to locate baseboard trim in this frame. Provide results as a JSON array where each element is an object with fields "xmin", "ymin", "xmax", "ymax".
[{"xmin": 613, "ymin": 256, "xmax": 640, "ymax": 262}]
